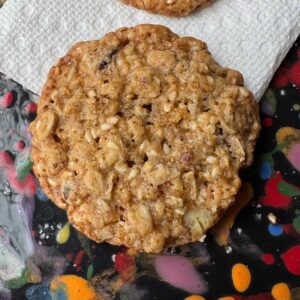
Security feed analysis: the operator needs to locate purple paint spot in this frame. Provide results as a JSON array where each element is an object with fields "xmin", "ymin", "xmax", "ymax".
[
  {"xmin": 287, "ymin": 143, "xmax": 300, "ymax": 172},
  {"xmin": 154, "ymin": 255, "xmax": 207, "ymax": 294}
]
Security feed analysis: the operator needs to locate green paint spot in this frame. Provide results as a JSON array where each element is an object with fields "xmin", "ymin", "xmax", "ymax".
[
  {"xmin": 86, "ymin": 264, "xmax": 94, "ymax": 280},
  {"xmin": 16, "ymin": 150, "xmax": 33, "ymax": 181},
  {"xmin": 76, "ymin": 232, "xmax": 93, "ymax": 261},
  {"xmin": 293, "ymin": 215, "xmax": 300, "ymax": 234},
  {"xmin": 278, "ymin": 181, "xmax": 300, "ymax": 197},
  {"xmin": 5, "ymin": 268, "xmax": 30, "ymax": 289}
]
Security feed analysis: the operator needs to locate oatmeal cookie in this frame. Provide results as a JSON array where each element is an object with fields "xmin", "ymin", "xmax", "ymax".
[
  {"xmin": 120, "ymin": 0, "xmax": 212, "ymax": 16},
  {"xmin": 30, "ymin": 24, "xmax": 260, "ymax": 253}
]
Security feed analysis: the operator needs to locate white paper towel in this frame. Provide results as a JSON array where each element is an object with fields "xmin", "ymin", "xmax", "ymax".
[{"xmin": 0, "ymin": 0, "xmax": 299, "ymax": 100}]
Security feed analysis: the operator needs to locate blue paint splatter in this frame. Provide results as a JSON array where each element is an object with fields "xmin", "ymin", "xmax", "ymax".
[
  {"xmin": 268, "ymin": 223, "xmax": 283, "ymax": 236},
  {"xmin": 25, "ymin": 284, "xmax": 52, "ymax": 300},
  {"xmin": 50, "ymin": 289, "xmax": 68, "ymax": 300},
  {"xmin": 260, "ymin": 161, "xmax": 272, "ymax": 180},
  {"xmin": 36, "ymin": 187, "xmax": 49, "ymax": 202}
]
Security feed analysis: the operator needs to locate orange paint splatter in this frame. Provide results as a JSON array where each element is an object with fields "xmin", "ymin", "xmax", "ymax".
[
  {"xmin": 210, "ymin": 182, "xmax": 253, "ymax": 246},
  {"xmin": 271, "ymin": 282, "xmax": 291, "ymax": 300},
  {"xmin": 50, "ymin": 275, "xmax": 97, "ymax": 300},
  {"xmin": 185, "ymin": 296, "xmax": 206, "ymax": 300},
  {"xmin": 231, "ymin": 263, "xmax": 251, "ymax": 293}
]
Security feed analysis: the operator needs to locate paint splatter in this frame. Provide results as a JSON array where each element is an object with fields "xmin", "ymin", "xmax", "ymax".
[
  {"xmin": 271, "ymin": 282, "xmax": 291, "ymax": 300},
  {"xmin": 260, "ymin": 88, "xmax": 277, "ymax": 116},
  {"xmin": 56, "ymin": 222, "xmax": 70, "ymax": 244},
  {"xmin": 231, "ymin": 263, "xmax": 251, "ymax": 293},
  {"xmin": 50, "ymin": 275, "xmax": 97, "ymax": 300},
  {"xmin": 268, "ymin": 224, "xmax": 283, "ymax": 236},
  {"xmin": 272, "ymin": 48, "xmax": 300, "ymax": 88},
  {"xmin": 0, "ymin": 150, "xmax": 37, "ymax": 197},
  {"xmin": 260, "ymin": 172, "xmax": 296, "ymax": 209},
  {"xmin": 261, "ymin": 253, "xmax": 275, "ymax": 265},
  {"xmin": 293, "ymin": 215, "xmax": 300, "ymax": 234},
  {"xmin": 185, "ymin": 296, "xmax": 206, "ymax": 300},
  {"xmin": 25, "ymin": 284, "xmax": 52, "ymax": 300},
  {"xmin": 155, "ymin": 255, "xmax": 207, "ymax": 294},
  {"xmin": 263, "ymin": 117, "xmax": 273, "ymax": 127},
  {"xmin": 281, "ymin": 245, "xmax": 300, "ymax": 275},
  {"xmin": 287, "ymin": 143, "xmax": 300, "ymax": 172},
  {"xmin": 1, "ymin": 91, "xmax": 13, "ymax": 108},
  {"xmin": 115, "ymin": 252, "xmax": 136, "ymax": 283},
  {"xmin": 260, "ymin": 161, "xmax": 272, "ymax": 180}
]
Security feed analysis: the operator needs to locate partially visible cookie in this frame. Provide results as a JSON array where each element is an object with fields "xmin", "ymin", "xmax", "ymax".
[
  {"xmin": 30, "ymin": 24, "xmax": 260, "ymax": 253},
  {"xmin": 120, "ymin": 0, "xmax": 212, "ymax": 16}
]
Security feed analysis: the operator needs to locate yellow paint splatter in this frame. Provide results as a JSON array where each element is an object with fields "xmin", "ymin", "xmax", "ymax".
[
  {"xmin": 50, "ymin": 275, "xmax": 97, "ymax": 300},
  {"xmin": 218, "ymin": 297, "xmax": 235, "ymax": 300},
  {"xmin": 271, "ymin": 282, "xmax": 291, "ymax": 300},
  {"xmin": 210, "ymin": 182, "xmax": 253, "ymax": 246},
  {"xmin": 276, "ymin": 127, "xmax": 300, "ymax": 155},
  {"xmin": 56, "ymin": 222, "xmax": 70, "ymax": 244},
  {"xmin": 231, "ymin": 263, "xmax": 251, "ymax": 293},
  {"xmin": 185, "ymin": 296, "xmax": 206, "ymax": 300}
]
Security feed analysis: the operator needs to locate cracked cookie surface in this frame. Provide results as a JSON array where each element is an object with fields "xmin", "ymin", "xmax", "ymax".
[
  {"xmin": 30, "ymin": 24, "xmax": 260, "ymax": 253},
  {"xmin": 120, "ymin": 0, "xmax": 212, "ymax": 16}
]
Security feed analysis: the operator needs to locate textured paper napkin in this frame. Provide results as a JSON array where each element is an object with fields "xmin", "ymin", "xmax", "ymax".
[{"xmin": 0, "ymin": 0, "xmax": 299, "ymax": 100}]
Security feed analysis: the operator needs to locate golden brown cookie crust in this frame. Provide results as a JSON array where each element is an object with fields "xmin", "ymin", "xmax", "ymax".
[
  {"xmin": 30, "ymin": 24, "xmax": 260, "ymax": 253},
  {"xmin": 120, "ymin": 0, "xmax": 212, "ymax": 16}
]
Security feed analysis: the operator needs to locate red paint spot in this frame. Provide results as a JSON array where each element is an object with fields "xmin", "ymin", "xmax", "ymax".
[
  {"xmin": 281, "ymin": 245, "xmax": 300, "ymax": 275},
  {"xmin": 25, "ymin": 101, "xmax": 37, "ymax": 113},
  {"xmin": 263, "ymin": 117, "xmax": 273, "ymax": 127},
  {"xmin": 1, "ymin": 91, "xmax": 13, "ymax": 108},
  {"xmin": 272, "ymin": 49, "xmax": 300, "ymax": 88},
  {"xmin": 14, "ymin": 140, "xmax": 25, "ymax": 151},
  {"xmin": 0, "ymin": 150, "xmax": 37, "ymax": 197},
  {"xmin": 73, "ymin": 250, "xmax": 85, "ymax": 268},
  {"xmin": 115, "ymin": 252, "xmax": 136, "ymax": 283},
  {"xmin": 261, "ymin": 253, "xmax": 275, "ymax": 265},
  {"xmin": 260, "ymin": 172, "xmax": 292, "ymax": 209}
]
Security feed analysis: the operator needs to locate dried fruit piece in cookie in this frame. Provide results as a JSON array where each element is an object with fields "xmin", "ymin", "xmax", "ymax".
[
  {"xmin": 120, "ymin": 0, "xmax": 213, "ymax": 16},
  {"xmin": 30, "ymin": 24, "xmax": 260, "ymax": 253}
]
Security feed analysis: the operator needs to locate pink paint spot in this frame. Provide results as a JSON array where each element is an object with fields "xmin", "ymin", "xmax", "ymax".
[
  {"xmin": 7, "ymin": 169, "xmax": 36, "ymax": 197},
  {"xmin": 0, "ymin": 151, "xmax": 13, "ymax": 168},
  {"xmin": 25, "ymin": 101, "xmax": 37, "ymax": 113},
  {"xmin": 287, "ymin": 143, "xmax": 300, "ymax": 172},
  {"xmin": 155, "ymin": 255, "xmax": 207, "ymax": 294},
  {"xmin": 260, "ymin": 172, "xmax": 292, "ymax": 209},
  {"xmin": 263, "ymin": 117, "xmax": 273, "ymax": 127},
  {"xmin": 261, "ymin": 253, "xmax": 275, "ymax": 265},
  {"xmin": 1, "ymin": 91, "xmax": 13, "ymax": 107},
  {"xmin": 281, "ymin": 245, "xmax": 300, "ymax": 275},
  {"xmin": 0, "ymin": 150, "xmax": 37, "ymax": 197},
  {"xmin": 14, "ymin": 140, "xmax": 25, "ymax": 151}
]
